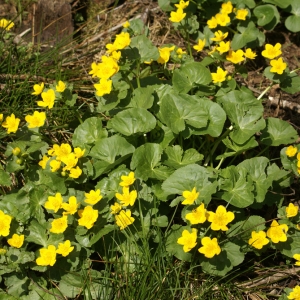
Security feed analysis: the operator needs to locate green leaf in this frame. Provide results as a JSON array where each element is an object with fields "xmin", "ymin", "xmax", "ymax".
[
  {"xmin": 130, "ymin": 34, "xmax": 160, "ymax": 62},
  {"xmin": 152, "ymin": 215, "xmax": 169, "ymax": 227},
  {"xmin": 260, "ymin": 117, "xmax": 298, "ymax": 146},
  {"xmin": 5, "ymin": 274, "xmax": 29, "ymax": 298},
  {"xmin": 218, "ymin": 167, "xmax": 254, "ymax": 208},
  {"xmin": 131, "ymin": 143, "xmax": 172, "ymax": 180},
  {"xmin": 88, "ymin": 224, "xmax": 116, "ymax": 246},
  {"xmin": 217, "ymin": 89, "xmax": 265, "ymax": 144},
  {"xmin": 201, "ymin": 242, "xmax": 244, "ymax": 276},
  {"xmin": 231, "ymin": 0, "xmax": 256, "ymax": 8},
  {"xmin": 166, "ymin": 225, "xmax": 193, "ymax": 261},
  {"xmin": 162, "ymin": 164, "xmax": 217, "ymax": 205},
  {"xmin": 72, "ymin": 117, "xmax": 108, "ymax": 147},
  {"xmin": 90, "ymin": 135, "xmax": 135, "ymax": 163},
  {"xmin": 163, "ymin": 145, "xmax": 203, "ymax": 169},
  {"xmin": 173, "ymin": 61, "xmax": 211, "ymax": 93},
  {"xmin": 280, "ymin": 72, "xmax": 300, "ymax": 94},
  {"xmin": 158, "ymin": 92, "xmax": 208, "ymax": 134},
  {"xmin": 276, "ymin": 230, "xmax": 300, "ymax": 257},
  {"xmin": 36, "ymin": 169, "xmax": 67, "ymax": 194},
  {"xmin": 227, "ymin": 215, "xmax": 266, "ymax": 240},
  {"xmin": 129, "ymin": 86, "xmax": 155, "ymax": 109},
  {"xmin": 108, "ymin": 108, "xmax": 156, "ymax": 136},
  {"xmin": 0, "ymin": 169, "xmax": 11, "ymax": 186},
  {"xmin": 26, "ymin": 220, "xmax": 48, "ymax": 247},
  {"xmin": 29, "ymin": 187, "xmax": 47, "ymax": 223},
  {"xmin": 237, "ymin": 157, "xmax": 275, "ymax": 203},
  {"xmin": 231, "ymin": 22, "xmax": 260, "ymax": 50},
  {"xmin": 253, "ymin": 4, "xmax": 280, "ymax": 30},
  {"xmin": 262, "ymin": 0, "xmax": 291, "ymax": 8}
]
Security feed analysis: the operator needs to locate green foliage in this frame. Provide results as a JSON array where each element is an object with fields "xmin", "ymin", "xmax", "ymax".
[{"xmin": 1, "ymin": 0, "xmax": 300, "ymax": 298}]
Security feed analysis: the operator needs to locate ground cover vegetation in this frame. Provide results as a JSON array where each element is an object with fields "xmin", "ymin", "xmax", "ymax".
[{"xmin": 1, "ymin": 0, "xmax": 300, "ymax": 298}]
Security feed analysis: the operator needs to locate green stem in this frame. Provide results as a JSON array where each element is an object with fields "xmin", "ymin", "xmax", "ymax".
[
  {"xmin": 215, "ymin": 156, "xmax": 225, "ymax": 170},
  {"xmin": 255, "ymin": 145, "xmax": 270, "ymax": 157},
  {"xmin": 257, "ymin": 84, "xmax": 272, "ymax": 100},
  {"xmin": 204, "ymin": 125, "xmax": 233, "ymax": 166},
  {"xmin": 135, "ymin": 60, "xmax": 141, "ymax": 88}
]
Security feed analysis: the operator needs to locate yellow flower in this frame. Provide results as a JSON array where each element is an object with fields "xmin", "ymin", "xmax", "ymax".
[
  {"xmin": 157, "ymin": 46, "xmax": 175, "ymax": 64},
  {"xmin": 84, "ymin": 189, "xmax": 102, "ymax": 205},
  {"xmin": 287, "ymin": 285, "xmax": 300, "ymax": 300},
  {"xmin": 182, "ymin": 187, "xmax": 199, "ymax": 205},
  {"xmin": 185, "ymin": 203, "xmax": 206, "ymax": 224},
  {"xmin": 120, "ymin": 171, "xmax": 136, "ymax": 187},
  {"xmin": 226, "ymin": 49, "xmax": 244, "ymax": 64},
  {"xmin": 270, "ymin": 57, "xmax": 287, "ymax": 75},
  {"xmin": 221, "ymin": 1, "xmax": 233, "ymax": 14},
  {"xmin": 115, "ymin": 210, "xmax": 135, "ymax": 230},
  {"xmin": 0, "ymin": 248, "xmax": 6, "ymax": 255},
  {"xmin": 244, "ymin": 48, "xmax": 257, "ymax": 59},
  {"xmin": 215, "ymin": 13, "xmax": 230, "ymax": 26},
  {"xmin": 78, "ymin": 206, "xmax": 98, "ymax": 229},
  {"xmin": 69, "ymin": 166, "xmax": 82, "ymax": 179},
  {"xmin": 56, "ymin": 240, "xmax": 74, "ymax": 257},
  {"xmin": 50, "ymin": 216, "xmax": 68, "ymax": 234},
  {"xmin": 50, "ymin": 159, "xmax": 61, "ymax": 172},
  {"xmin": 293, "ymin": 254, "xmax": 300, "ymax": 266},
  {"xmin": 235, "ymin": 9, "xmax": 248, "ymax": 20},
  {"xmin": 32, "ymin": 82, "xmax": 44, "ymax": 95},
  {"xmin": 25, "ymin": 111, "xmax": 46, "ymax": 128},
  {"xmin": 207, "ymin": 205, "xmax": 235, "ymax": 231},
  {"xmin": 61, "ymin": 153, "xmax": 78, "ymax": 171},
  {"xmin": 62, "ymin": 196, "xmax": 79, "ymax": 215},
  {"xmin": 175, "ymin": 0, "xmax": 189, "ymax": 9},
  {"xmin": 38, "ymin": 89, "xmax": 56, "ymax": 109},
  {"xmin": 193, "ymin": 39, "xmax": 206, "ymax": 52},
  {"xmin": 96, "ymin": 56, "xmax": 119, "ymax": 79},
  {"xmin": 123, "ymin": 21, "xmax": 130, "ymax": 28},
  {"xmin": 74, "ymin": 147, "xmax": 85, "ymax": 158},
  {"xmin": 115, "ymin": 186, "xmax": 137, "ymax": 207},
  {"xmin": 12, "ymin": 147, "xmax": 21, "ymax": 156},
  {"xmin": 55, "ymin": 80, "xmax": 66, "ymax": 93},
  {"xmin": 176, "ymin": 48, "xmax": 186, "ymax": 58},
  {"xmin": 39, "ymin": 155, "xmax": 50, "ymax": 169},
  {"xmin": 211, "ymin": 67, "xmax": 228, "ymax": 84},
  {"xmin": 111, "ymin": 51, "xmax": 121, "ymax": 61},
  {"xmin": 94, "ymin": 78, "xmax": 113, "ymax": 97},
  {"xmin": 286, "ymin": 145, "xmax": 298, "ymax": 157},
  {"xmin": 207, "ymin": 16, "xmax": 218, "ymax": 29},
  {"xmin": 248, "ymin": 231, "xmax": 269, "ymax": 249},
  {"xmin": 0, "ymin": 18, "xmax": 14, "ymax": 30},
  {"xmin": 114, "ymin": 32, "xmax": 131, "ymax": 50},
  {"xmin": 286, "ymin": 203, "xmax": 299, "ymax": 218},
  {"xmin": 55, "ymin": 143, "xmax": 72, "ymax": 161},
  {"xmin": 0, "ymin": 210, "xmax": 12, "ymax": 237},
  {"xmin": 7, "ymin": 234, "xmax": 24, "ymax": 248},
  {"xmin": 198, "ymin": 237, "xmax": 221, "ymax": 258},
  {"xmin": 266, "ymin": 220, "xmax": 288, "ymax": 243},
  {"xmin": 2, "ymin": 113, "xmax": 20, "ymax": 134},
  {"xmin": 110, "ymin": 202, "xmax": 122, "ymax": 214},
  {"xmin": 45, "ymin": 193, "xmax": 63, "ymax": 213},
  {"xmin": 177, "ymin": 228, "xmax": 197, "ymax": 252},
  {"xmin": 210, "ymin": 30, "xmax": 228, "ymax": 42},
  {"xmin": 169, "ymin": 8, "xmax": 186, "ymax": 23},
  {"xmin": 36, "ymin": 245, "xmax": 56, "ymax": 266},
  {"xmin": 261, "ymin": 43, "xmax": 282, "ymax": 59},
  {"xmin": 216, "ymin": 41, "xmax": 230, "ymax": 54}
]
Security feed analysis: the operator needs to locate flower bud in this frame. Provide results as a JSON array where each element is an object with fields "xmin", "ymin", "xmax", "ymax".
[{"xmin": 12, "ymin": 147, "xmax": 21, "ymax": 156}]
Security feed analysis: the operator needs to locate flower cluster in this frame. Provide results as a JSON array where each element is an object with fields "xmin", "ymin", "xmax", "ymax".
[
  {"xmin": 89, "ymin": 29, "xmax": 131, "ymax": 97},
  {"xmin": 169, "ymin": 0, "xmax": 189, "ymax": 23},
  {"xmin": 39, "ymin": 143, "xmax": 85, "ymax": 179},
  {"xmin": 177, "ymin": 190, "xmax": 235, "ymax": 258},
  {"xmin": 111, "ymin": 172, "xmax": 136, "ymax": 230},
  {"xmin": 285, "ymin": 145, "xmax": 300, "ymax": 175},
  {"xmin": 36, "ymin": 241, "xmax": 74, "ymax": 266},
  {"xmin": 207, "ymin": 1, "xmax": 248, "ymax": 30},
  {"xmin": 262, "ymin": 43, "xmax": 286, "ymax": 74}
]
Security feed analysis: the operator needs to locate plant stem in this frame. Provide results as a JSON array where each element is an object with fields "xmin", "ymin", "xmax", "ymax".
[{"xmin": 257, "ymin": 85, "xmax": 272, "ymax": 100}]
